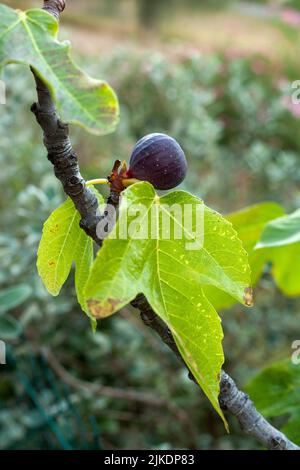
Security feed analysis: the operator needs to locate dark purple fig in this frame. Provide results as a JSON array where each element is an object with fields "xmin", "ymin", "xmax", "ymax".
[{"xmin": 127, "ymin": 133, "xmax": 187, "ymax": 190}]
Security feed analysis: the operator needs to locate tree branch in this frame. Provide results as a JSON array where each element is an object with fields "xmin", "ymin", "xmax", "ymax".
[
  {"xmin": 131, "ymin": 295, "xmax": 299, "ymax": 451},
  {"xmin": 42, "ymin": 0, "xmax": 65, "ymax": 20},
  {"xmin": 219, "ymin": 371, "xmax": 299, "ymax": 450},
  {"xmin": 31, "ymin": 72, "xmax": 102, "ymax": 243},
  {"xmin": 30, "ymin": 0, "xmax": 299, "ymax": 451}
]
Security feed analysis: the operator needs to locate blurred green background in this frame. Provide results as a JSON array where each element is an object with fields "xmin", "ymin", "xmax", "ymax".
[{"xmin": 1, "ymin": 0, "xmax": 300, "ymax": 450}]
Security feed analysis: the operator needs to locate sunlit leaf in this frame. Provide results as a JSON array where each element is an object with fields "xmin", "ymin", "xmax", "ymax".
[
  {"xmin": 256, "ymin": 208, "xmax": 300, "ymax": 296},
  {"xmin": 0, "ymin": 5, "xmax": 119, "ymax": 135},
  {"xmin": 268, "ymin": 243, "xmax": 300, "ymax": 296},
  {"xmin": 37, "ymin": 189, "xmax": 103, "ymax": 323},
  {"xmin": 204, "ymin": 202, "xmax": 284, "ymax": 310},
  {"xmin": 74, "ymin": 219, "xmax": 96, "ymax": 331},
  {"xmin": 37, "ymin": 197, "xmax": 81, "ymax": 296},
  {"xmin": 84, "ymin": 182, "xmax": 252, "ymax": 425},
  {"xmin": 256, "ymin": 209, "xmax": 300, "ymax": 249}
]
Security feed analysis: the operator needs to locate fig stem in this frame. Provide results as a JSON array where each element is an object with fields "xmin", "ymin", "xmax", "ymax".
[
  {"xmin": 86, "ymin": 177, "xmax": 141, "ymax": 191},
  {"xmin": 86, "ymin": 178, "xmax": 109, "ymax": 186},
  {"xmin": 122, "ymin": 178, "xmax": 142, "ymax": 187}
]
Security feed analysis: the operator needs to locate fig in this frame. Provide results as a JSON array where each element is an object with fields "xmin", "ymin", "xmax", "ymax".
[{"xmin": 127, "ymin": 133, "xmax": 187, "ymax": 190}]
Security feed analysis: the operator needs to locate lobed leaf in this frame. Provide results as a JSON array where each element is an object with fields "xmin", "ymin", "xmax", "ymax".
[
  {"xmin": 0, "ymin": 5, "xmax": 119, "ymax": 135},
  {"xmin": 37, "ymin": 197, "xmax": 80, "ymax": 296},
  {"xmin": 267, "ymin": 243, "xmax": 300, "ymax": 296},
  {"xmin": 84, "ymin": 182, "xmax": 252, "ymax": 425}
]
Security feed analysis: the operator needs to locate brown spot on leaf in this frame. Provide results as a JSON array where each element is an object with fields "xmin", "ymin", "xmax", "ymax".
[
  {"xmin": 244, "ymin": 287, "xmax": 253, "ymax": 307},
  {"xmin": 48, "ymin": 260, "xmax": 56, "ymax": 267},
  {"xmin": 50, "ymin": 224, "xmax": 59, "ymax": 233},
  {"xmin": 87, "ymin": 298, "xmax": 121, "ymax": 319}
]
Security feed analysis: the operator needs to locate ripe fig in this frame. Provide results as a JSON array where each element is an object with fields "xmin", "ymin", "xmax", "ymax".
[{"xmin": 127, "ymin": 133, "xmax": 187, "ymax": 190}]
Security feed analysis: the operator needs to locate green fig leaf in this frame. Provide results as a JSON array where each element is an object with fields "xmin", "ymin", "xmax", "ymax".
[
  {"xmin": 204, "ymin": 202, "xmax": 285, "ymax": 310},
  {"xmin": 74, "ymin": 227, "xmax": 96, "ymax": 330},
  {"xmin": 267, "ymin": 243, "xmax": 300, "ymax": 296},
  {"xmin": 256, "ymin": 208, "xmax": 300, "ymax": 297},
  {"xmin": 256, "ymin": 208, "xmax": 300, "ymax": 249},
  {"xmin": 37, "ymin": 188, "xmax": 103, "ymax": 325},
  {"xmin": 0, "ymin": 5, "xmax": 119, "ymax": 135},
  {"xmin": 84, "ymin": 182, "xmax": 252, "ymax": 425}
]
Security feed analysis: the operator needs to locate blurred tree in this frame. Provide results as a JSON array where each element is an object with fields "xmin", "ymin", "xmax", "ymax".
[{"xmin": 137, "ymin": 0, "xmax": 169, "ymax": 28}]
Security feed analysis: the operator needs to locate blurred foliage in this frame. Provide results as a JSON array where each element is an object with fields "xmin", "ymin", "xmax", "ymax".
[
  {"xmin": 1, "ymin": 44, "xmax": 300, "ymax": 449},
  {"xmin": 135, "ymin": 0, "xmax": 235, "ymax": 27},
  {"xmin": 246, "ymin": 359, "xmax": 300, "ymax": 445},
  {"xmin": 256, "ymin": 0, "xmax": 300, "ymax": 10},
  {"xmin": 136, "ymin": 0, "xmax": 164, "ymax": 28}
]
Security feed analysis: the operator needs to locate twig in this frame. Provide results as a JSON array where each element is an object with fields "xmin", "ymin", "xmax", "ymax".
[
  {"xmin": 41, "ymin": 347, "xmax": 194, "ymax": 429},
  {"xmin": 42, "ymin": 0, "xmax": 65, "ymax": 20},
  {"xmin": 30, "ymin": 0, "xmax": 300, "ymax": 451}
]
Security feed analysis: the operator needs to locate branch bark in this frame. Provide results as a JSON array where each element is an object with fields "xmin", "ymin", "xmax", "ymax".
[
  {"xmin": 31, "ymin": 72, "xmax": 101, "ymax": 243},
  {"xmin": 30, "ymin": 0, "xmax": 299, "ymax": 451}
]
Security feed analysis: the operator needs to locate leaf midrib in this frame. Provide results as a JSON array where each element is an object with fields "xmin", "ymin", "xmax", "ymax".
[
  {"xmin": 20, "ymin": 14, "xmax": 98, "ymax": 125},
  {"xmin": 0, "ymin": 17, "xmax": 21, "ymax": 41}
]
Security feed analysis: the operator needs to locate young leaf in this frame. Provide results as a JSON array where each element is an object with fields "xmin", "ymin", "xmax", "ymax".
[
  {"xmin": 84, "ymin": 182, "xmax": 252, "ymax": 425},
  {"xmin": 74, "ymin": 228, "xmax": 96, "ymax": 330},
  {"xmin": 37, "ymin": 190, "xmax": 103, "ymax": 321},
  {"xmin": 268, "ymin": 243, "xmax": 300, "ymax": 296},
  {"xmin": 256, "ymin": 208, "xmax": 300, "ymax": 296},
  {"xmin": 246, "ymin": 359, "xmax": 300, "ymax": 445},
  {"xmin": 228, "ymin": 202, "xmax": 285, "ymax": 283},
  {"xmin": 37, "ymin": 197, "xmax": 80, "ymax": 296},
  {"xmin": 204, "ymin": 202, "xmax": 285, "ymax": 310},
  {"xmin": 256, "ymin": 208, "xmax": 300, "ymax": 249},
  {"xmin": 0, "ymin": 5, "xmax": 119, "ymax": 135}
]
